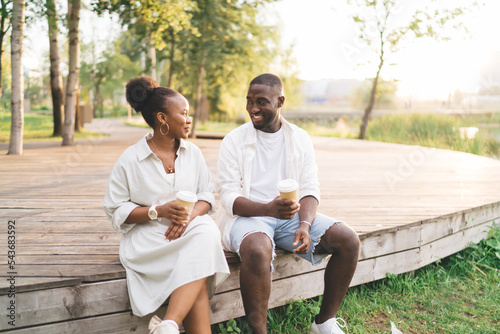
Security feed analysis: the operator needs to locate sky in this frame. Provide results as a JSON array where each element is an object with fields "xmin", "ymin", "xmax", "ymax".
[
  {"xmin": 23, "ymin": 0, "xmax": 500, "ymax": 100},
  {"xmin": 266, "ymin": 0, "xmax": 500, "ymax": 99}
]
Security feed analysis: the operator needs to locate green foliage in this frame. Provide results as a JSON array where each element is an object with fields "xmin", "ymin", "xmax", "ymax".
[
  {"xmin": 216, "ymin": 318, "xmax": 242, "ymax": 334},
  {"xmin": 80, "ymin": 37, "xmax": 141, "ymax": 117},
  {"xmin": 92, "ymin": 0, "xmax": 300, "ymax": 125},
  {"xmin": 168, "ymin": 0, "xmax": 280, "ymax": 121},
  {"xmin": 92, "ymin": 0, "xmax": 196, "ymax": 50},
  {"xmin": 267, "ymin": 298, "xmax": 320, "ymax": 333},
  {"xmin": 365, "ymin": 113, "xmax": 500, "ymax": 158}
]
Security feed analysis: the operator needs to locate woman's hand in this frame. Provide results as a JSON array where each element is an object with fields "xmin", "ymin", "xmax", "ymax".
[{"xmin": 157, "ymin": 200, "xmax": 190, "ymax": 241}]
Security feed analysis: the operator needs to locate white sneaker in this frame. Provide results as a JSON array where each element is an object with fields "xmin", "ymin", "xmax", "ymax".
[
  {"xmin": 310, "ymin": 316, "xmax": 347, "ymax": 334},
  {"xmin": 149, "ymin": 315, "xmax": 180, "ymax": 334}
]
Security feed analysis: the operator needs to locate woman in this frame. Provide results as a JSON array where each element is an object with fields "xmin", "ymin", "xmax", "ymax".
[{"xmin": 104, "ymin": 76, "xmax": 229, "ymax": 334}]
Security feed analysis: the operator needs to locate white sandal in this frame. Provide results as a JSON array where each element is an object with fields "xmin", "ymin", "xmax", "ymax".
[{"xmin": 148, "ymin": 315, "xmax": 180, "ymax": 334}]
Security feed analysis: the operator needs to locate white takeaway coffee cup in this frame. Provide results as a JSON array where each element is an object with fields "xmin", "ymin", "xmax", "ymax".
[
  {"xmin": 176, "ymin": 191, "xmax": 198, "ymax": 214},
  {"xmin": 277, "ymin": 179, "xmax": 299, "ymax": 201}
]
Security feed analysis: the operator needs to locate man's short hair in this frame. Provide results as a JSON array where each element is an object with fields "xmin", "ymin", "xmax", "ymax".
[{"xmin": 250, "ymin": 73, "xmax": 283, "ymax": 93}]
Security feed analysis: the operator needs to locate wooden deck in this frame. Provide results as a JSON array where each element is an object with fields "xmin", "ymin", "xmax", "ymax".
[{"xmin": 1, "ymin": 117, "xmax": 500, "ymax": 333}]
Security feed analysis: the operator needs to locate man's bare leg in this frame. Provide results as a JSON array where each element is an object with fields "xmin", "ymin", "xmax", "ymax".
[
  {"xmin": 239, "ymin": 233, "xmax": 274, "ymax": 334},
  {"xmin": 316, "ymin": 222, "xmax": 360, "ymax": 323}
]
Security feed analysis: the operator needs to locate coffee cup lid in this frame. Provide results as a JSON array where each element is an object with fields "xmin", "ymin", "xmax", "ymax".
[
  {"xmin": 176, "ymin": 191, "xmax": 198, "ymax": 203},
  {"xmin": 277, "ymin": 179, "xmax": 299, "ymax": 192}
]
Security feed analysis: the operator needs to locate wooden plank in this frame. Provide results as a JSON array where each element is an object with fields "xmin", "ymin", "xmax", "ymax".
[
  {"xmin": 1, "ymin": 310, "xmax": 160, "ymax": 334},
  {"xmin": 11, "ymin": 255, "xmax": 120, "ymax": 265},
  {"xmin": 0, "ymin": 264, "xmax": 125, "ymax": 282},
  {"xmin": 0, "ymin": 233, "xmax": 121, "ymax": 246},
  {"xmin": 0, "ymin": 279, "xmax": 129, "ymax": 330},
  {"xmin": 419, "ymin": 220, "xmax": 492, "ymax": 267},
  {"xmin": 9, "ymin": 245, "xmax": 120, "ymax": 255},
  {"xmin": 359, "ymin": 224, "xmax": 421, "ymax": 260},
  {"xmin": 0, "ymin": 277, "xmax": 82, "ymax": 295},
  {"xmin": 420, "ymin": 202, "xmax": 500, "ymax": 245}
]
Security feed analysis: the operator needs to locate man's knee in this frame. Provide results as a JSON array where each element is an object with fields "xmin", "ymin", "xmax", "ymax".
[
  {"xmin": 239, "ymin": 232, "xmax": 273, "ymax": 267},
  {"xmin": 321, "ymin": 222, "xmax": 360, "ymax": 256}
]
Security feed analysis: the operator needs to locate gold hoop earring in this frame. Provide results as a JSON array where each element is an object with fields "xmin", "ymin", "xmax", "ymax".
[{"xmin": 160, "ymin": 123, "xmax": 170, "ymax": 136}]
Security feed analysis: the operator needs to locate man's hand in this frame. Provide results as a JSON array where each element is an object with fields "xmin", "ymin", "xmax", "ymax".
[
  {"xmin": 292, "ymin": 224, "xmax": 311, "ymax": 254},
  {"xmin": 267, "ymin": 196, "xmax": 300, "ymax": 219}
]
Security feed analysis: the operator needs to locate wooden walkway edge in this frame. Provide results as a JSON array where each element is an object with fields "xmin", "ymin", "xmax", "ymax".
[{"xmin": 0, "ymin": 118, "xmax": 499, "ymax": 333}]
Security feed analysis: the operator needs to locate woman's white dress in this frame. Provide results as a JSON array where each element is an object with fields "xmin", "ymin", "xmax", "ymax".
[{"xmin": 104, "ymin": 133, "xmax": 230, "ymax": 317}]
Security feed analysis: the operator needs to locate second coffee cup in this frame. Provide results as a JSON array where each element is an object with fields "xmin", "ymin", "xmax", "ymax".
[{"xmin": 277, "ymin": 179, "xmax": 299, "ymax": 201}]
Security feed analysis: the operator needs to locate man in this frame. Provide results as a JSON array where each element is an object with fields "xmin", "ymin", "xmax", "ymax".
[{"xmin": 216, "ymin": 73, "xmax": 360, "ymax": 334}]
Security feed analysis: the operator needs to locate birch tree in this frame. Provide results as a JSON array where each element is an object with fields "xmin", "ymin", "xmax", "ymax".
[
  {"xmin": 8, "ymin": 0, "xmax": 24, "ymax": 155},
  {"xmin": 347, "ymin": 0, "xmax": 475, "ymax": 139},
  {"xmin": 46, "ymin": 0, "xmax": 64, "ymax": 136},
  {"xmin": 0, "ymin": 0, "xmax": 13, "ymax": 98},
  {"xmin": 62, "ymin": 0, "xmax": 80, "ymax": 146}
]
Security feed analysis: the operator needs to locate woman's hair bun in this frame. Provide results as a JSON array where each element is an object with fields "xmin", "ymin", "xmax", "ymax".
[{"xmin": 125, "ymin": 76, "xmax": 159, "ymax": 112}]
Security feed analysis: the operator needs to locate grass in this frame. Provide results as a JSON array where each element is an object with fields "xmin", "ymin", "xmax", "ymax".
[
  {"xmin": 292, "ymin": 112, "xmax": 500, "ymax": 159},
  {"xmin": 0, "ymin": 112, "xmax": 107, "ymax": 143},
  {"xmin": 213, "ymin": 224, "xmax": 500, "ymax": 333},
  {"xmin": 364, "ymin": 113, "xmax": 500, "ymax": 159}
]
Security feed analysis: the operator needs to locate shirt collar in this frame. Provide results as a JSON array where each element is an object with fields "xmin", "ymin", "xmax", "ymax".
[
  {"xmin": 246, "ymin": 115, "xmax": 293, "ymax": 144},
  {"xmin": 137, "ymin": 132, "xmax": 187, "ymax": 161}
]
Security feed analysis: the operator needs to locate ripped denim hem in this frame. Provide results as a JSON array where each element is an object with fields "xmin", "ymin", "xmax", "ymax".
[{"xmin": 235, "ymin": 230, "xmax": 277, "ymax": 272}]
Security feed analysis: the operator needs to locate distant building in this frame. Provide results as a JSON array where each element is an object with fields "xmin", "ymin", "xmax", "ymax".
[{"xmin": 299, "ymin": 79, "xmax": 363, "ymax": 108}]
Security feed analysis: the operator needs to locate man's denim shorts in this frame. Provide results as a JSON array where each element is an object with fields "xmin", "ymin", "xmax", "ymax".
[{"xmin": 230, "ymin": 213, "xmax": 341, "ymax": 269}]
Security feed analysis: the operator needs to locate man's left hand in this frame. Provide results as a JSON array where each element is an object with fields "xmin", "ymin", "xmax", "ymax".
[{"xmin": 292, "ymin": 225, "xmax": 311, "ymax": 254}]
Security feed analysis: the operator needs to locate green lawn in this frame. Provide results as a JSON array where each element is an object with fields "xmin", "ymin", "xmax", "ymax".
[
  {"xmin": 0, "ymin": 112, "xmax": 107, "ymax": 143},
  {"xmin": 291, "ymin": 112, "xmax": 500, "ymax": 159}
]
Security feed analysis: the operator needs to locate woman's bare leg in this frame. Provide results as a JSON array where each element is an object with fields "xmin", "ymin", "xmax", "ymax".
[
  {"xmin": 182, "ymin": 281, "xmax": 211, "ymax": 334},
  {"xmin": 163, "ymin": 278, "xmax": 208, "ymax": 327}
]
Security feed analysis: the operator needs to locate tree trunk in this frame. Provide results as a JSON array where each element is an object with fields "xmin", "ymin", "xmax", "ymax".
[
  {"xmin": 8, "ymin": 0, "xmax": 24, "ymax": 155},
  {"xmin": 147, "ymin": 35, "xmax": 156, "ymax": 81},
  {"xmin": 167, "ymin": 30, "xmax": 175, "ymax": 87},
  {"xmin": 62, "ymin": 0, "xmax": 80, "ymax": 146},
  {"xmin": 74, "ymin": 90, "xmax": 81, "ymax": 131},
  {"xmin": 190, "ymin": 49, "xmax": 206, "ymax": 139},
  {"xmin": 358, "ymin": 37, "xmax": 385, "ymax": 140},
  {"xmin": 94, "ymin": 78, "xmax": 103, "ymax": 118},
  {"xmin": 47, "ymin": 0, "xmax": 64, "ymax": 137}
]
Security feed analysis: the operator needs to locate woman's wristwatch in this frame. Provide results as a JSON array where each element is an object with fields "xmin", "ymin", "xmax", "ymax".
[{"xmin": 148, "ymin": 205, "xmax": 158, "ymax": 220}]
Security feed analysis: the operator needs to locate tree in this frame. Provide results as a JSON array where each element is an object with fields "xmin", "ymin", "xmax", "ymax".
[
  {"xmin": 0, "ymin": 0, "xmax": 12, "ymax": 97},
  {"xmin": 8, "ymin": 0, "xmax": 24, "ymax": 155},
  {"xmin": 348, "ymin": 0, "xmax": 474, "ymax": 139},
  {"xmin": 46, "ymin": 0, "xmax": 64, "ymax": 136},
  {"xmin": 62, "ymin": 0, "xmax": 80, "ymax": 146},
  {"xmin": 80, "ymin": 37, "xmax": 141, "ymax": 117},
  {"xmin": 174, "ymin": 0, "xmax": 278, "ymax": 136},
  {"xmin": 93, "ymin": 0, "xmax": 196, "ymax": 79}
]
